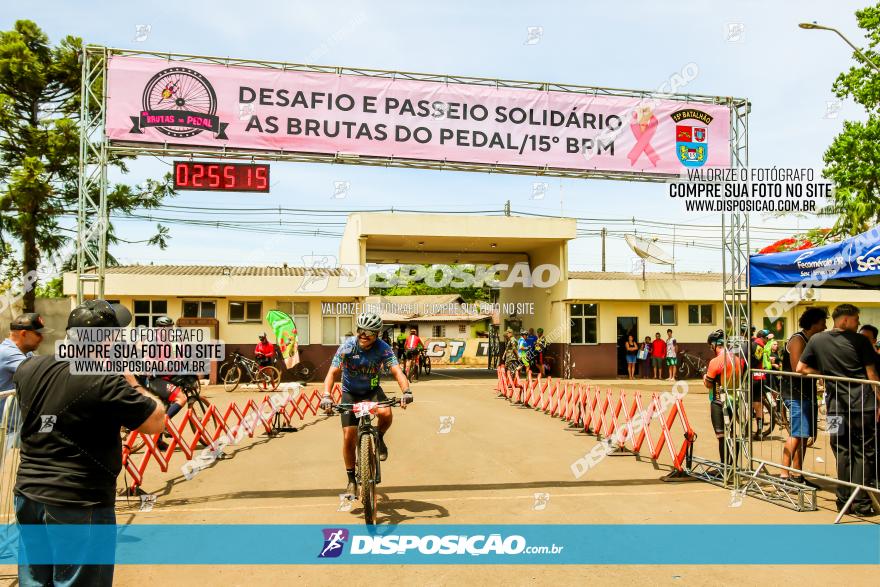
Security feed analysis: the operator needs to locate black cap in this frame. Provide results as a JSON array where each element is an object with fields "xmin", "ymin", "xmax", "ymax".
[
  {"xmin": 10, "ymin": 313, "xmax": 54, "ymax": 334},
  {"xmin": 66, "ymin": 300, "xmax": 132, "ymax": 329}
]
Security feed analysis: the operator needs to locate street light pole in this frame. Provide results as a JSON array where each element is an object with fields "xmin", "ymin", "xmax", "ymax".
[{"xmin": 799, "ymin": 21, "xmax": 880, "ymax": 72}]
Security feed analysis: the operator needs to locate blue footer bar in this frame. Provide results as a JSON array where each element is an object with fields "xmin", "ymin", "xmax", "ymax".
[{"xmin": 1, "ymin": 524, "xmax": 878, "ymax": 565}]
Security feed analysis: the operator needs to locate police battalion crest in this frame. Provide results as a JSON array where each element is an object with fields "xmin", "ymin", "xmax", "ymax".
[{"xmin": 670, "ymin": 109, "xmax": 713, "ymax": 168}]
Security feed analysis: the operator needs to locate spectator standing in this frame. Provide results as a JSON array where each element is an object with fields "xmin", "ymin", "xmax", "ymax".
[
  {"xmin": 254, "ymin": 333, "xmax": 275, "ymax": 367},
  {"xmin": 797, "ymin": 304, "xmax": 879, "ymax": 516},
  {"xmin": 534, "ymin": 328, "xmax": 548, "ymax": 376},
  {"xmin": 750, "ymin": 329, "xmax": 770, "ymax": 440},
  {"xmin": 651, "ymin": 332, "xmax": 666, "ymax": 379},
  {"xmin": 624, "ymin": 334, "xmax": 638, "ymax": 380},
  {"xmin": 778, "ymin": 308, "xmax": 827, "ymax": 484},
  {"xmin": 13, "ymin": 300, "xmax": 166, "ymax": 585},
  {"xmin": 501, "ymin": 328, "xmax": 520, "ymax": 374},
  {"xmin": 640, "ymin": 336, "xmax": 653, "ymax": 378},
  {"xmin": 665, "ymin": 329, "xmax": 678, "ymax": 381},
  {"xmin": 1, "ymin": 314, "xmax": 51, "ymax": 448}
]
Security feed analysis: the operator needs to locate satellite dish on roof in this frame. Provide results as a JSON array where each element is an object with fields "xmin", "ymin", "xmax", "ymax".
[{"xmin": 625, "ymin": 234, "xmax": 674, "ymax": 265}]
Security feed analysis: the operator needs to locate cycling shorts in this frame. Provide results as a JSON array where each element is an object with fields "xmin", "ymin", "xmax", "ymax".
[
  {"xmin": 340, "ymin": 387, "xmax": 388, "ymax": 428},
  {"xmin": 710, "ymin": 399, "xmax": 731, "ymax": 435}
]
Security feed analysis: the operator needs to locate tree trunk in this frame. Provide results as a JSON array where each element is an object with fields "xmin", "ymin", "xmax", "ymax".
[{"xmin": 21, "ymin": 221, "xmax": 38, "ymax": 313}]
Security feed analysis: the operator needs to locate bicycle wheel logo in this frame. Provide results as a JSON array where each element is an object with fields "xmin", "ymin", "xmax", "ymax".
[{"xmin": 129, "ymin": 66, "xmax": 228, "ymax": 140}]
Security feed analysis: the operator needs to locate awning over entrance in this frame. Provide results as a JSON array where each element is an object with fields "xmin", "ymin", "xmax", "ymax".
[
  {"xmin": 749, "ymin": 227, "xmax": 880, "ymax": 289},
  {"xmin": 339, "ymin": 213, "xmax": 577, "ymax": 265}
]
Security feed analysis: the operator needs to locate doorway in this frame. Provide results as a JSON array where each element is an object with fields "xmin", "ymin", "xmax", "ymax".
[{"xmin": 616, "ymin": 317, "xmax": 638, "ymax": 376}]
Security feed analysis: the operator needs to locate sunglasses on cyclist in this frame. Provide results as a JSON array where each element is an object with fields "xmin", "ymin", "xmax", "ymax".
[{"xmin": 357, "ymin": 328, "xmax": 378, "ymax": 337}]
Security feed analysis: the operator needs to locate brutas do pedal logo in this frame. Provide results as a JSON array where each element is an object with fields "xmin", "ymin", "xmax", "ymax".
[{"xmin": 129, "ymin": 66, "xmax": 228, "ymax": 139}]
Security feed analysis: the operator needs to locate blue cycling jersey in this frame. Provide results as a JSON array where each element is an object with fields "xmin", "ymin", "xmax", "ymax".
[{"xmin": 331, "ymin": 337, "xmax": 398, "ymax": 395}]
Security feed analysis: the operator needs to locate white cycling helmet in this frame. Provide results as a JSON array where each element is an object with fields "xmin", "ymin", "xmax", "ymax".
[{"xmin": 356, "ymin": 312, "xmax": 383, "ymax": 332}]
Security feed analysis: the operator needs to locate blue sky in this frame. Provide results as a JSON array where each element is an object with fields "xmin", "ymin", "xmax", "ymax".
[{"xmin": 3, "ymin": 0, "xmax": 871, "ymax": 273}]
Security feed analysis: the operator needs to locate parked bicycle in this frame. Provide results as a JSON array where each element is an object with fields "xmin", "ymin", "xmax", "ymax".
[
  {"xmin": 677, "ymin": 349, "xmax": 708, "ymax": 379},
  {"xmin": 222, "ymin": 351, "xmax": 281, "ymax": 392},
  {"xmin": 330, "ymin": 397, "xmax": 400, "ymax": 525}
]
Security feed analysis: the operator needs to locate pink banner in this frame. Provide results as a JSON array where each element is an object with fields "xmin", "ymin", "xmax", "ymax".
[{"xmin": 106, "ymin": 56, "xmax": 731, "ymax": 174}]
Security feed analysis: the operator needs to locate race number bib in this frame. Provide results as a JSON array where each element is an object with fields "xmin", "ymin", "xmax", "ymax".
[{"xmin": 353, "ymin": 402, "xmax": 378, "ymax": 419}]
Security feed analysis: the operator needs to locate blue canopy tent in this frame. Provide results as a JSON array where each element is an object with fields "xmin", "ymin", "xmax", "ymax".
[{"xmin": 749, "ymin": 227, "xmax": 880, "ymax": 289}]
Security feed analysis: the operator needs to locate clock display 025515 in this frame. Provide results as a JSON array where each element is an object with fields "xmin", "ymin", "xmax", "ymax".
[{"xmin": 173, "ymin": 161, "xmax": 270, "ymax": 192}]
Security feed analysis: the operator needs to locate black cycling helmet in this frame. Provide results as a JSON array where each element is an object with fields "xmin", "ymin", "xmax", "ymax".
[
  {"xmin": 67, "ymin": 300, "xmax": 132, "ymax": 329},
  {"xmin": 707, "ymin": 329, "xmax": 725, "ymax": 346},
  {"xmin": 155, "ymin": 316, "xmax": 174, "ymax": 327}
]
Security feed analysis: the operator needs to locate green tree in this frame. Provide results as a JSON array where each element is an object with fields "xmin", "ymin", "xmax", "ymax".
[
  {"xmin": 823, "ymin": 2, "xmax": 880, "ymax": 235},
  {"xmin": 370, "ymin": 265, "xmax": 493, "ymax": 302},
  {"xmin": 0, "ymin": 20, "xmax": 171, "ymax": 312}
]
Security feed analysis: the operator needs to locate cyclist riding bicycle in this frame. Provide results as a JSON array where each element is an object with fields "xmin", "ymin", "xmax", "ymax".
[
  {"xmin": 135, "ymin": 316, "xmax": 188, "ymax": 421},
  {"xmin": 133, "ymin": 316, "xmax": 189, "ymax": 451},
  {"xmin": 402, "ymin": 328, "xmax": 424, "ymax": 373},
  {"xmin": 703, "ymin": 329, "xmax": 745, "ymax": 468},
  {"xmin": 321, "ymin": 312, "xmax": 413, "ymax": 496}
]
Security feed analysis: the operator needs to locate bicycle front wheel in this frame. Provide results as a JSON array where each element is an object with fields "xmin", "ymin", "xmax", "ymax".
[
  {"xmin": 359, "ymin": 434, "xmax": 377, "ymax": 525},
  {"xmin": 223, "ymin": 365, "xmax": 242, "ymax": 392},
  {"xmin": 423, "ymin": 356, "xmax": 431, "ymax": 375}
]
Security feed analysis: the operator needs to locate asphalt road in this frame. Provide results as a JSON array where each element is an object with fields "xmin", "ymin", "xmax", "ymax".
[{"xmin": 1, "ymin": 370, "xmax": 876, "ymax": 585}]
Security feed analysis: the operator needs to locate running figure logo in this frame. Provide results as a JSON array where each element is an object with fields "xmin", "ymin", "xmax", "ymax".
[{"xmin": 318, "ymin": 528, "xmax": 349, "ymax": 558}]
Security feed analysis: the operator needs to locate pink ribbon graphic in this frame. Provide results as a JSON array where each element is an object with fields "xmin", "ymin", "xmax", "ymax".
[{"xmin": 627, "ymin": 114, "xmax": 660, "ymax": 167}]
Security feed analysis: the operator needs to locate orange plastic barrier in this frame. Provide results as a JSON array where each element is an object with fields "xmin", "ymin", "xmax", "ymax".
[
  {"xmin": 495, "ymin": 367, "xmax": 695, "ymax": 471},
  {"xmin": 122, "ymin": 383, "xmax": 343, "ymax": 490}
]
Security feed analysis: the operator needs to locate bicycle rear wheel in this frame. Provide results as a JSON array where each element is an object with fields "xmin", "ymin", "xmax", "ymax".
[
  {"xmin": 223, "ymin": 365, "xmax": 242, "ymax": 392},
  {"xmin": 407, "ymin": 359, "xmax": 418, "ymax": 382},
  {"xmin": 359, "ymin": 434, "xmax": 377, "ymax": 525}
]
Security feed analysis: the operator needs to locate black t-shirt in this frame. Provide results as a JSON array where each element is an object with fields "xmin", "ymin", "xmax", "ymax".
[
  {"xmin": 13, "ymin": 355, "xmax": 157, "ymax": 507},
  {"xmin": 799, "ymin": 329, "xmax": 878, "ymax": 413}
]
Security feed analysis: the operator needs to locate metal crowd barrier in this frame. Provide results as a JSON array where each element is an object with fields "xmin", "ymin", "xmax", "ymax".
[
  {"xmin": 0, "ymin": 388, "xmax": 19, "ymax": 556},
  {"xmin": 750, "ymin": 369, "xmax": 880, "ymax": 522}
]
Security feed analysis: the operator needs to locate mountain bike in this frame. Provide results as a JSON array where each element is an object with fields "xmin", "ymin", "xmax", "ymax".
[
  {"xmin": 330, "ymin": 397, "xmax": 400, "ymax": 525},
  {"xmin": 222, "ymin": 351, "xmax": 281, "ymax": 392},
  {"xmin": 677, "ymin": 350, "xmax": 707, "ymax": 379},
  {"xmin": 405, "ymin": 349, "xmax": 421, "ymax": 382},
  {"xmin": 419, "ymin": 348, "xmax": 431, "ymax": 377}
]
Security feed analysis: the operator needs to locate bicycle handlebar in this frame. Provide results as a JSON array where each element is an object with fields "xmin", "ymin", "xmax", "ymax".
[{"xmin": 329, "ymin": 397, "xmax": 400, "ymax": 414}]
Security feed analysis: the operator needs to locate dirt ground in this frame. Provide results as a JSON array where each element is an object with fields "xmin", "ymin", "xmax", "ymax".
[{"xmin": 0, "ymin": 370, "xmax": 877, "ymax": 586}]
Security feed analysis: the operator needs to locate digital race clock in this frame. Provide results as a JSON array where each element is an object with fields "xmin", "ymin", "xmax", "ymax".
[{"xmin": 173, "ymin": 161, "xmax": 270, "ymax": 192}]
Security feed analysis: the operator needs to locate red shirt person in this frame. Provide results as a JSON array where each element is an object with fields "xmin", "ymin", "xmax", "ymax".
[
  {"xmin": 255, "ymin": 334, "xmax": 275, "ymax": 367},
  {"xmin": 650, "ymin": 333, "xmax": 667, "ymax": 379}
]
